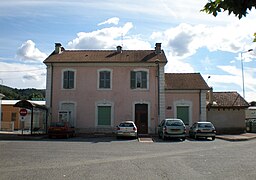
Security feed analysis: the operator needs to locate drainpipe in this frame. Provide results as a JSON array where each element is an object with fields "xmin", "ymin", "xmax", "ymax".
[{"xmin": 155, "ymin": 59, "xmax": 160, "ymax": 124}]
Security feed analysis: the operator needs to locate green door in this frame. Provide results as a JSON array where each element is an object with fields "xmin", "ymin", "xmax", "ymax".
[
  {"xmin": 177, "ymin": 106, "xmax": 189, "ymax": 125},
  {"xmin": 98, "ymin": 106, "xmax": 111, "ymax": 126}
]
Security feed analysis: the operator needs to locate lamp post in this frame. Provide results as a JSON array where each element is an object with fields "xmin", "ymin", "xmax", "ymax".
[{"xmin": 241, "ymin": 49, "xmax": 253, "ymax": 99}]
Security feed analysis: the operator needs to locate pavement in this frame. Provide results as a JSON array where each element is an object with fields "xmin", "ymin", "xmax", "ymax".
[
  {"xmin": 216, "ymin": 133, "xmax": 256, "ymax": 141},
  {"xmin": 1, "ymin": 131, "xmax": 256, "ymax": 141}
]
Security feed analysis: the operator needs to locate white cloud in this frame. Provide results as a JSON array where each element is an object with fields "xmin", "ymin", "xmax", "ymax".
[
  {"xmin": 16, "ymin": 40, "xmax": 47, "ymax": 63},
  {"xmin": 98, "ymin": 17, "xmax": 119, "ymax": 26},
  {"xmin": 67, "ymin": 22, "xmax": 134, "ymax": 49},
  {"xmin": 151, "ymin": 19, "xmax": 256, "ymax": 60},
  {"xmin": 0, "ymin": 62, "xmax": 46, "ymax": 89}
]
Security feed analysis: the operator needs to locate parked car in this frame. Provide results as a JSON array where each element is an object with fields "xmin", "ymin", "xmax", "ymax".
[
  {"xmin": 48, "ymin": 121, "xmax": 75, "ymax": 138},
  {"xmin": 116, "ymin": 121, "xmax": 138, "ymax": 139},
  {"xmin": 158, "ymin": 118, "xmax": 186, "ymax": 141},
  {"xmin": 189, "ymin": 122, "xmax": 216, "ymax": 140}
]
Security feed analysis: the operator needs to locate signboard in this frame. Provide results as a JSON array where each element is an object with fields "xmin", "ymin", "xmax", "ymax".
[{"xmin": 19, "ymin": 108, "xmax": 28, "ymax": 116}]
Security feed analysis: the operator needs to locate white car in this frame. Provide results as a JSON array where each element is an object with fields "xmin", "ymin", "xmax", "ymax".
[{"xmin": 116, "ymin": 121, "xmax": 138, "ymax": 139}]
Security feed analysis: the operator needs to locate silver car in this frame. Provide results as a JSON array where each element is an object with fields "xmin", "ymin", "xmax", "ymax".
[
  {"xmin": 158, "ymin": 118, "xmax": 186, "ymax": 141},
  {"xmin": 116, "ymin": 121, "xmax": 138, "ymax": 139},
  {"xmin": 189, "ymin": 122, "xmax": 216, "ymax": 140}
]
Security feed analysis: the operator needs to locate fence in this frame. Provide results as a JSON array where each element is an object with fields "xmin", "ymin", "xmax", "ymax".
[{"xmin": 1, "ymin": 121, "xmax": 14, "ymax": 131}]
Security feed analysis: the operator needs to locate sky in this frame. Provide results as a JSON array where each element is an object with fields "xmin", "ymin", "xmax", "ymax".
[{"xmin": 0, "ymin": 0, "xmax": 256, "ymax": 102}]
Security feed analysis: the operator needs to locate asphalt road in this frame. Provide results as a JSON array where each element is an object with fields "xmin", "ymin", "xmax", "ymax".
[{"xmin": 1, "ymin": 137, "xmax": 256, "ymax": 180}]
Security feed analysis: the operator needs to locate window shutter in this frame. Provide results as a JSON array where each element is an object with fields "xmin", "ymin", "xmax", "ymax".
[
  {"xmin": 130, "ymin": 71, "xmax": 136, "ymax": 89},
  {"xmin": 69, "ymin": 71, "xmax": 74, "ymax": 89},
  {"xmin": 63, "ymin": 71, "xmax": 69, "ymax": 89},
  {"xmin": 141, "ymin": 71, "xmax": 147, "ymax": 88},
  {"xmin": 99, "ymin": 71, "xmax": 111, "ymax": 88},
  {"xmin": 105, "ymin": 71, "xmax": 110, "ymax": 88},
  {"xmin": 99, "ymin": 71, "xmax": 104, "ymax": 88}
]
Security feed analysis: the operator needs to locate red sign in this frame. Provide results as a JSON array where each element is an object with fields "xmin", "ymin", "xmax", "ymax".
[{"xmin": 19, "ymin": 108, "xmax": 28, "ymax": 116}]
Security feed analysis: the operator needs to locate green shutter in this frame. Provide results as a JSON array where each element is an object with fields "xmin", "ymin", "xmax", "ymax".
[
  {"xmin": 130, "ymin": 71, "xmax": 136, "ymax": 89},
  {"xmin": 63, "ymin": 71, "xmax": 69, "ymax": 89},
  {"xmin": 98, "ymin": 106, "xmax": 111, "ymax": 125},
  {"xmin": 141, "ymin": 71, "xmax": 147, "ymax": 88},
  {"xmin": 99, "ymin": 71, "xmax": 110, "ymax": 88},
  {"xmin": 69, "ymin": 71, "xmax": 74, "ymax": 89}
]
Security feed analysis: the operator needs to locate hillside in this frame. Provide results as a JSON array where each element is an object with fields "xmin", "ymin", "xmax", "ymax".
[{"xmin": 0, "ymin": 85, "xmax": 45, "ymax": 100}]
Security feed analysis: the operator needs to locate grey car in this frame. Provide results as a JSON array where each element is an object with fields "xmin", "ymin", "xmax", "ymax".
[
  {"xmin": 158, "ymin": 118, "xmax": 186, "ymax": 141},
  {"xmin": 189, "ymin": 122, "xmax": 216, "ymax": 140}
]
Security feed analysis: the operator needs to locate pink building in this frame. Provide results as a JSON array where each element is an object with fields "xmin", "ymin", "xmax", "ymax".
[
  {"xmin": 165, "ymin": 73, "xmax": 210, "ymax": 126},
  {"xmin": 44, "ymin": 43, "xmax": 167, "ymax": 134}
]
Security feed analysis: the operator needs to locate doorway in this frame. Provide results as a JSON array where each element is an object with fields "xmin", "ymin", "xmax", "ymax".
[
  {"xmin": 135, "ymin": 104, "xmax": 148, "ymax": 134},
  {"xmin": 177, "ymin": 106, "xmax": 189, "ymax": 125}
]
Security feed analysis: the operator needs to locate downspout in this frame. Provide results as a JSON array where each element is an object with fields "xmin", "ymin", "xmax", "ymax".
[
  {"xmin": 199, "ymin": 90, "xmax": 201, "ymax": 121},
  {"xmin": 49, "ymin": 63, "xmax": 53, "ymax": 129}
]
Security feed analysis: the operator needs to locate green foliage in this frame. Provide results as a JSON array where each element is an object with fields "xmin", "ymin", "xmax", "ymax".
[
  {"xmin": 0, "ymin": 85, "xmax": 45, "ymax": 100},
  {"xmin": 202, "ymin": 0, "xmax": 256, "ymax": 19}
]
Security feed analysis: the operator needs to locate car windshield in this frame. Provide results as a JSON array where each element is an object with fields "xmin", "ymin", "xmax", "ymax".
[
  {"xmin": 50, "ymin": 122, "xmax": 65, "ymax": 127},
  {"xmin": 198, "ymin": 123, "xmax": 213, "ymax": 128},
  {"xmin": 119, "ymin": 123, "xmax": 134, "ymax": 127},
  {"xmin": 166, "ymin": 120, "xmax": 183, "ymax": 126}
]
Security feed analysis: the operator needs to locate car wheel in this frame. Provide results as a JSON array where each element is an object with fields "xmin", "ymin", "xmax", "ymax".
[
  {"xmin": 212, "ymin": 136, "xmax": 215, "ymax": 141},
  {"xmin": 158, "ymin": 133, "xmax": 161, "ymax": 139},
  {"xmin": 182, "ymin": 137, "xmax": 186, "ymax": 141},
  {"xmin": 194, "ymin": 135, "xmax": 198, "ymax": 140},
  {"xmin": 162, "ymin": 133, "xmax": 166, "ymax": 140}
]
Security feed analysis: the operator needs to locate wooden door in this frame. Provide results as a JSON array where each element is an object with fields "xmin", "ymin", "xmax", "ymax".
[{"xmin": 135, "ymin": 104, "xmax": 148, "ymax": 134}]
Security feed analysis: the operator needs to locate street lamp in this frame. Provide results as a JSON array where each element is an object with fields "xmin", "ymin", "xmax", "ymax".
[{"xmin": 241, "ymin": 49, "xmax": 253, "ymax": 99}]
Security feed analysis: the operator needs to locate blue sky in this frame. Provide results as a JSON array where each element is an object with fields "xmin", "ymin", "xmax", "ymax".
[{"xmin": 0, "ymin": 0, "xmax": 256, "ymax": 102}]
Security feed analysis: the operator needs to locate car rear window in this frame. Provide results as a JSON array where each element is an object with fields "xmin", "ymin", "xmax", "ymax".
[
  {"xmin": 50, "ymin": 122, "xmax": 65, "ymax": 127},
  {"xmin": 166, "ymin": 120, "xmax": 183, "ymax": 126},
  {"xmin": 198, "ymin": 123, "xmax": 213, "ymax": 128},
  {"xmin": 119, "ymin": 123, "xmax": 134, "ymax": 127}
]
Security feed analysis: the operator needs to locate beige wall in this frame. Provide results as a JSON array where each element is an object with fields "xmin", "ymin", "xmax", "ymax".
[
  {"xmin": 48, "ymin": 64, "xmax": 159, "ymax": 133},
  {"xmin": 207, "ymin": 108, "xmax": 245, "ymax": 134}
]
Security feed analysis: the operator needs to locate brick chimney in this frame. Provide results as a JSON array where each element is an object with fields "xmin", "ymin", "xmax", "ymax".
[
  {"xmin": 155, "ymin": 43, "xmax": 161, "ymax": 54},
  {"xmin": 55, "ymin": 43, "xmax": 62, "ymax": 54}
]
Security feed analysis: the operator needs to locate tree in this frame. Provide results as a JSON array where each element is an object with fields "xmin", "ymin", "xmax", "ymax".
[
  {"xmin": 202, "ymin": 0, "xmax": 256, "ymax": 42},
  {"xmin": 202, "ymin": 0, "xmax": 256, "ymax": 19}
]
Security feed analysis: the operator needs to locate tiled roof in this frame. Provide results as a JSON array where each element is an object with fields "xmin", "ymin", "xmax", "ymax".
[
  {"xmin": 208, "ymin": 92, "xmax": 249, "ymax": 107},
  {"xmin": 165, "ymin": 73, "xmax": 210, "ymax": 90},
  {"xmin": 44, "ymin": 49, "xmax": 167, "ymax": 64}
]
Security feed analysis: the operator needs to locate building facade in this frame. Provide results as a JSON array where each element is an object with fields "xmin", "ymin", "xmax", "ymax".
[{"xmin": 44, "ymin": 43, "xmax": 167, "ymax": 134}]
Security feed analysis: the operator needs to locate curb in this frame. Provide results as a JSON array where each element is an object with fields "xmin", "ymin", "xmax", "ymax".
[{"xmin": 216, "ymin": 135, "xmax": 256, "ymax": 142}]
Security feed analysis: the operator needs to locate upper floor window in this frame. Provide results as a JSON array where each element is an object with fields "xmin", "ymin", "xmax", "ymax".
[
  {"xmin": 98, "ymin": 69, "xmax": 112, "ymax": 89},
  {"xmin": 130, "ymin": 70, "xmax": 148, "ymax": 89},
  {"xmin": 63, "ymin": 70, "xmax": 75, "ymax": 89}
]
